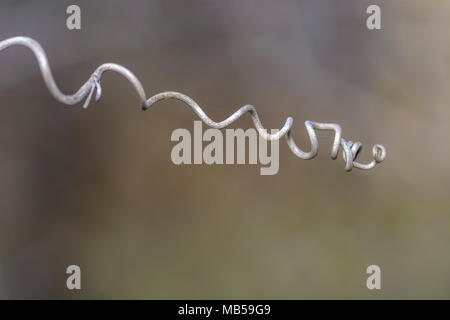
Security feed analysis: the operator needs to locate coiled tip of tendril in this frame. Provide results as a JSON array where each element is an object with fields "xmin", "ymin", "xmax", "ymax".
[
  {"xmin": 341, "ymin": 141, "xmax": 386, "ymax": 170},
  {"xmin": 373, "ymin": 144, "xmax": 386, "ymax": 163}
]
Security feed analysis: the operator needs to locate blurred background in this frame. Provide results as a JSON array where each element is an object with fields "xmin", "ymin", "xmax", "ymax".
[{"xmin": 0, "ymin": 0, "xmax": 449, "ymax": 299}]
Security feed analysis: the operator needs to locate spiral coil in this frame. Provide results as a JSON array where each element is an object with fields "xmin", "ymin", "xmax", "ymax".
[{"xmin": 0, "ymin": 36, "xmax": 385, "ymax": 172}]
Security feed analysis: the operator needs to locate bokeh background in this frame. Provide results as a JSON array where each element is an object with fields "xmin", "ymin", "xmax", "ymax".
[{"xmin": 0, "ymin": 0, "xmax": 449, "ymax": 299}]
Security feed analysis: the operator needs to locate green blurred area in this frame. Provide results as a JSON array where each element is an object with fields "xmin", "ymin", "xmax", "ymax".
[{"xmin": 0, "ymin": 0, "xmax": 450, "ymax": 299}]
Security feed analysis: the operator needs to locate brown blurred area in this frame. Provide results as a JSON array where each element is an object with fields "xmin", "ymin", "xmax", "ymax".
[{"xmin": 0, "ymin": 0, "xmax": 450, "ymax": 299}]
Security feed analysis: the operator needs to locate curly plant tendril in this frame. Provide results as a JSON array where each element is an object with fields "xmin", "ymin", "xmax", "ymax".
[{"xmin": 0, "ymin": 36, "xmax": 386, "ymax": 172}]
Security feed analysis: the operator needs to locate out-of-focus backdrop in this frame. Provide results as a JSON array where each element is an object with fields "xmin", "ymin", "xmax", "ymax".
[{"xmin": 0, "ymin": 0, "xmax": 449, "ymax": 299}]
